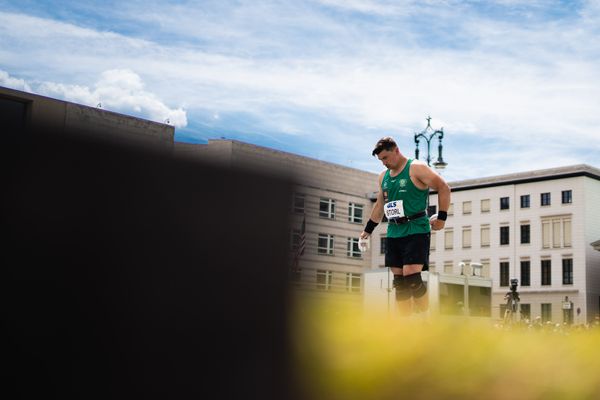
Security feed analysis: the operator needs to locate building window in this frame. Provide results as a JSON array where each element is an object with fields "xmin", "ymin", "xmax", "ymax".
[
  {"xmin": 520, "ymin": 224, "xmax": 530, "ymax": 244},
  {"xmin": 348, "ymin": 202, "xmax": 363, "ymax": 223},
  {"xmin": 448, "ymin": 203, "xmax": 454, "ymax": 216},
  {"xmin": 542, "ymin": 216, "xmax": 572, "ymax": 248},
  {"xmin": 520, "ymin": 261, "xmax": 530, "ymax": 286},
  {"xmin": 428, "ymin": 205, "xmax": 437, "ymax": 217},
  {"xmin": 292, "ymin": 193, "xmax": 305, "ymax": 214},
  {"xmin": 316, "ymin": 270, "xmax": 332, "ymax": 291},
  {"xmin": 347, "ymin": 237, "xmax": 362, "ymax": 258},
  {"xmin": 553, "ymin": 220, "xmax": 561, "ymax": 247},
  {"xmin": 444, "ymin": 262, "xmax": 453, "ymax": 274},
  {"xmin": 562, "ymin": 258, "xmax": 573, "ymax": 285},
  {"xmin": 563, "ymin": 219, "xmax": 572, "ymax": 247},
  {"xmin": 462, "ymin": 226, "xmax": 471, "ymax": 249},
  {"xmin": 520, "ymin": 195, "xmax": 530, "ymax": 208},
  {"xmin": 346, "ymin": 273, "xmax": 361, "ymax": 292},
  {"xmin": 542, "ymin": 221, "xmax": 550, "ymax": 248},
  {"xmin": 481, "ymin": 199, "xmax": 490, "ymax": 213},
  {"xmin": 444, "ymin": 229, "xmax": 454, "ymax": 250},
  {"xmin": 380, "ymin": 236, "xmax": 387, "ymax": 254},
  {"xmin": 462, "ymin": 201, "xmax": 472, "ymax": 215},
  {"xmin": 500, "ymin": 197, "xmax": 510, "ymax": 210},
  {"xmin": 541, "ymin": 192, "xmax": 551, "ymax": 206},
  {"xmin": 319, "ymin": 198, "xmax": 335, "ymax": 219},
  {"xmin": 562, "ymin": 190, "xmax": 572, "ymax": 204},
  {"xmin": 541, "ymin": 303, "xmax": 552, "ymax": 323},
  {"xmin": 500, "ymin": 226, "xmax": 509, "ymax": 245},
  {"xmin": 500, "ymin": 262, "xmax": 509, "ymax": 287},
  {"xmin": 520, "ymin": 304, "xmax": 531, "ymax": 320},
  {"xmin": 317, "ymin": 234, "xmax": 334, "ymax": 255},
  {"xmin": 541, "ymin": 259, "xmax": 552, "ymax": 286},
  {"xmin": 480, "ymin": 225, "xmax": 490, "ymax": 247},
  {"xmin": 460, "ymin": 260, "xmax": 471, "ymax": 275},
  {"xmin": 481, "ymin": 260, "xmax": 490, "ymax": 278},
  {"xmin": 430, "ymin": 232, "xmax": 436, "ymax": 251}
]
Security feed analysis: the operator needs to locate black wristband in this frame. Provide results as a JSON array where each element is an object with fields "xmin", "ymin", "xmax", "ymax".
[
  {"xmin": 437, "ymin": 211, "xmax": 448, "ymax": 221},
  {"xmin": 364, "ymin": 219, "xmax": 379, "ymax": 234}
]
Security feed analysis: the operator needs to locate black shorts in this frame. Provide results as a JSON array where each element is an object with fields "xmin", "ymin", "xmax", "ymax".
[{"xmin": 385, "ymin": 233, "xmax": 430, "ymax": 270}]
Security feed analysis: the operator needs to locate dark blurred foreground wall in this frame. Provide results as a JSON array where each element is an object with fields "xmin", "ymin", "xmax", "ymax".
[{"xmin": 1, "ymin": 93, "xmax": 298, "ymax": 399}]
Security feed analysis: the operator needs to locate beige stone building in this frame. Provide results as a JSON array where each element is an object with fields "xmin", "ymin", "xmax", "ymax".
[
  {"xmin": 175, "ymin": 139, "xmax": 381, "ymax": 297},
  {"xmin": 428, "ymin": 164, "xmax": 600, "ymax": 324}
]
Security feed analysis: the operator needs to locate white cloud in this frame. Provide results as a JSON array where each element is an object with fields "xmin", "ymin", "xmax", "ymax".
[
  {"xmin": 36, "ymin": 81, "xmax": 97, "ymax": 106},
  {"xmin": 315, "ymin": 0, "xmax": 413, "ymax": 15},
  {"xmin": 2, "ymin": 68, "xmax": 187, "ymax": 128},
  {"xmin": 1, "ymin": 2, "xmax": 600, "ymax": 180},
  {"xmin": 0, "ymin": 69, "xmax": 32, "ymax": 92}
]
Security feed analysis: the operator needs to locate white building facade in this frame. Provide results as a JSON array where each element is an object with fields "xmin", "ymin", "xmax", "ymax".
[
  {"xmin": 176, "ymin": 140, "xmax": 600, "ymax": 322},
  {"xmin": 428, "ymin": 165, "xmax": 600, "ymax": 324}
]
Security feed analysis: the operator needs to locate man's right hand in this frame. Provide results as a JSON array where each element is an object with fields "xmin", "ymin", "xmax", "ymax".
[
  {"xmin": 358, "ymin": 236, "xmax": 370, "ymax": 252},
  {"xmin": 360, "ymin": 231, "xmax": 370, "ymax": 240}
]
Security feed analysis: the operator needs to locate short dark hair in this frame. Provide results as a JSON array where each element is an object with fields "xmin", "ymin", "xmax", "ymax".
[{"xmin": 372, "ymin": 136, "xmax": 397, "ymax": 156}]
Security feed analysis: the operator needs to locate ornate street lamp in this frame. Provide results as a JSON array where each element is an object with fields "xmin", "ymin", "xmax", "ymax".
[
  {"xmin": 414, "ymin": 116, "xmax": 447, "ymax": 170},
  {"xmin": 414, "ymin": 116, "xmax": 448, "ymax": 217}
]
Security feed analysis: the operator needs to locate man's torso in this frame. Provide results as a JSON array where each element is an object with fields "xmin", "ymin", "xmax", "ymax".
[{"xmin": 381, "ymin": 159, "xmax": 430, "ymax": 238}]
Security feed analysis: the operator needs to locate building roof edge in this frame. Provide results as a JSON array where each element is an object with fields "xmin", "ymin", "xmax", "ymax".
[{"xmin": 446, "ymin": 164, "xmax": 600, "ymax": 192}]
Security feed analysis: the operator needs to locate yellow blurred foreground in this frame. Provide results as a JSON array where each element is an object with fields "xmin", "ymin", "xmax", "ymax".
[{"xmin": 291, "ymin": 295, "xmax": 600, "ymax": 400}]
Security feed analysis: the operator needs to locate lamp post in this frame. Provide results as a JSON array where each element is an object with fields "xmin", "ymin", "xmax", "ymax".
[
  {"xmin": 459, "ymin": 262, "xmax": 483, "ymax": 316},
  {"xmin": 414, "ymin": 116, "xmax": 448, "ymax": 216},
  {"xmin": 414, "ymin": 116, "xmax": 447, "ymax": 170}
]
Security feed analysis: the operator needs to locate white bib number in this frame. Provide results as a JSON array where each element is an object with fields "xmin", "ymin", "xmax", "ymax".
[{"xmin": 384, "ymin": 200, "xmax": 404, "ymax": 219}]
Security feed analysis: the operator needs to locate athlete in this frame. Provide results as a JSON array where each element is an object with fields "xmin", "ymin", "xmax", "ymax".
[{"xmin": 360, "ymin": 136, "xmax": 451, "ymax": 316}]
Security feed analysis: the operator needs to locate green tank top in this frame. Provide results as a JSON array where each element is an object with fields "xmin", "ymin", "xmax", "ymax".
[{"xmin": 381, "ymin": 159, "xmax": 430, "ymax": 238}]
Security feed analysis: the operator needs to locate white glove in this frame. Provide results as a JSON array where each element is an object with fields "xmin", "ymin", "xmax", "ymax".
[
  {"xmin": 358, "ymin": 237, "xmax": 370, "ymax": 252},
  {"xmin": 429, "ymin": 213, "xmax": 438, "ymax": 224}
]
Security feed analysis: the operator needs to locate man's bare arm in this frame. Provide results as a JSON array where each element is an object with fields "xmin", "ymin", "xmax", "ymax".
[{"xmin": 412, "ymin": 163, "xmax": 451, "ymax": 230}]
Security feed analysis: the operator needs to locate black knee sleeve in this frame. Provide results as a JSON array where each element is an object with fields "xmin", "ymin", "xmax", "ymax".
[
  {"xmin": 393, "ymin": 275, "xmax": 411, "ymax": 301},
  {"xmin": 405, "ymin": 273, "xmax": 427, "ymax": 298}
]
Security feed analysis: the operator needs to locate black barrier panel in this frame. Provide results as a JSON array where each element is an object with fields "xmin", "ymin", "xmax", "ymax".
[
  {"xmin": 1, "ymin": 126, "xmax": 297, "ymax": 400},
  {"xmin": 0, "ymin": 95, "xmax": 28, "ymax": 138}
]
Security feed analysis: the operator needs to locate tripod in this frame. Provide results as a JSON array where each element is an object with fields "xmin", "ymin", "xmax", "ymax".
[{"xmin": 503, "ymin": 290, "xmax": 520, "ymax": 325}]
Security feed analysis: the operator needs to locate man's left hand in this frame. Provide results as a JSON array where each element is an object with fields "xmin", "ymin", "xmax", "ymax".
[{"xmin": 429, "ymin": 214, "xmax": 445, "ymax": 231}]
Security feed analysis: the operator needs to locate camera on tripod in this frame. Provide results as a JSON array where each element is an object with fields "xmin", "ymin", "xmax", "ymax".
[
  {"xmin": 504, "ymin": 278, "xmax": 520, "ymax": 316},
  {"xmin": 501, "ymin": 278, "xmax": 521, "ymax": 324}
]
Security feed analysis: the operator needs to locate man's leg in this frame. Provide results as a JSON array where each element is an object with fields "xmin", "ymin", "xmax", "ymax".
[
  {"xmin": 391, "ymin": 267, "xmax": 412, "ymax": 316},
  {"xmin": 403, "ymin": 264, "xmax": 428, "ymax": 313}
]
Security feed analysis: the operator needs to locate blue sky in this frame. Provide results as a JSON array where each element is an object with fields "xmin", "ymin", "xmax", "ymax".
[{"xmin": 1, "ymin": 0, "xmax": 599, "ymax": 181}]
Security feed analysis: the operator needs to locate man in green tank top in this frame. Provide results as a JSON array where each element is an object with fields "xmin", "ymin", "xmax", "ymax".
[{"xmin": 360, "ymin": 137, "xmax": 451, "ymax": 316}]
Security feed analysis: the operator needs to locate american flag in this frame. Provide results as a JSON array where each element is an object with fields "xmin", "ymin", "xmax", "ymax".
[{"xmin": 292, "ymin": 215, "xmax": 306, "ymax": 271}]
